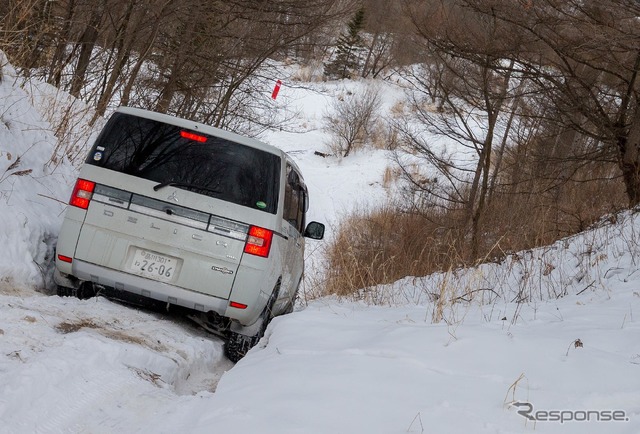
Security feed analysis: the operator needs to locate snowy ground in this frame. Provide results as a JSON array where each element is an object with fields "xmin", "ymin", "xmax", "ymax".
[{"xmin": 0, "ymin": 55, "xmax": 639, "ymax": 433}]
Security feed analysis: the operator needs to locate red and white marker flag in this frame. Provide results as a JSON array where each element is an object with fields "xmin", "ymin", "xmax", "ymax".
[{"xmin": 271, "ymin": 79, "xmax": 282, "ymax": 100}]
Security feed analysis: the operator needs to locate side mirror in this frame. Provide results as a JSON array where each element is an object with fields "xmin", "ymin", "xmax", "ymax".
[{"xmin": 303, "ymin": 221, "xmax": 325, "ymax": 240}]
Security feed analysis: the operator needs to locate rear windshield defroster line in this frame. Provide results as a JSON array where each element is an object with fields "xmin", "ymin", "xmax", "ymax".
[{"xmin": 86, "ymin": 112, "xmax": 280, "ymax": 214}]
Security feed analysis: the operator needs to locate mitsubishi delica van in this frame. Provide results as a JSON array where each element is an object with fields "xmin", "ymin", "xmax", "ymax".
[{"xmin": 54, "ymin": 106, "xmax": 325, "ymax": 362}]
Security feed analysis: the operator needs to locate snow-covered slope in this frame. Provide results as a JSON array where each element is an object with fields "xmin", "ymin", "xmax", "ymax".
[
  {"xmin": 0, "ymin": 56, "xmax": 638, "ymax": 434},
  {"xmin": 0, "ymin": 53, "xmax": 81, "ymax": 292}
]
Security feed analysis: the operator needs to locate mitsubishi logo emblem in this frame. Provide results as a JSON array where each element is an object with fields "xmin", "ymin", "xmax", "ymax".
[{"xmin": 167, "ymin": 191, "xmax": 179, "ymax": 202}]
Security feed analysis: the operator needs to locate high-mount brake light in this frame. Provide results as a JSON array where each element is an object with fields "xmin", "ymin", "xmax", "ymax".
[
  {"xmin": 180, "ymin": 130, "xmax": 207, "ymax": 143},
  {"xmin": 244, "ymin": 225, "xmax": 273, "ymax": 258},
  {"xmin": 69, "ymin": 179, "xmax": 95, "ymax": 209}
]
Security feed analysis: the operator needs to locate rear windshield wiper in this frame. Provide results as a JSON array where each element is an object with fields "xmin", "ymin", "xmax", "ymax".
[{"xmin": 153, "ymin": 181, "xmax": 221, "ymax": 195}]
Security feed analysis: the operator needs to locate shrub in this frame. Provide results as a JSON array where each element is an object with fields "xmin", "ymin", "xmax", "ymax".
[
  {"xmin": 323, "ymin": 172, "xmax": 626, "ymax": 297},
  {"xmin": 323, "ymin": 84, "xmax": 381, "ymax": 157}
]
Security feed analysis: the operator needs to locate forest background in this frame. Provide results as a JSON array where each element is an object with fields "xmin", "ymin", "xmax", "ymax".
[{"xmin": 2, "ymin": 0, "xmax": 639, "ymax": 295}]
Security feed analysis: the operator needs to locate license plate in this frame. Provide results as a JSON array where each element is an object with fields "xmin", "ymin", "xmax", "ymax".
[{"xmin": 129, "ymin": 248, "xmax": 177, "ymax": 283}]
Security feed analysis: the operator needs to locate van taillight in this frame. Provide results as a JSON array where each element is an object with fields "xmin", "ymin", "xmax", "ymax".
[
  {"xmin": 69, "ymin": 179, "xmax": 95, "ymax": 209},
  {"xmin": 244, "ymin": 226, "xmax": 273, "ymax": 258}
]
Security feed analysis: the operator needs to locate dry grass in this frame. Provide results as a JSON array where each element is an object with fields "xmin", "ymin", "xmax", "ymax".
[
  {"xmin": 323, "ymin": 171, "xmax": 627, "ymax": 299},
  {"xmin": 291, "ymin": 60, "xmax": 325, "ymax": 82},
  {"xmin": 382, "ymin": 165, "xmax": 396, "ymax": 188},
  {"xmin": 55, "ymin": 318, "xmax": 99, "ymax": 334},
  {"xmin": 54, "ymin": 318, "xmax": 167, "ymax": 352},
  {"xmin": 323, "ymin": 205, "xmax": 466, "ymax": 296}
]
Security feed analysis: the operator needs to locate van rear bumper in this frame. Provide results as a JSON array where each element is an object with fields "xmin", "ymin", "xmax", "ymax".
[{"xmin": 67, "ymin": 260, "xmax": 229, "ymax": 315}]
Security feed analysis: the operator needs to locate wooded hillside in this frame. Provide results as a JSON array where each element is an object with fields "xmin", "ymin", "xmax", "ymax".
[{"xmin": 2, "ymin": 0, "xmax": 639, "ymax": 291}]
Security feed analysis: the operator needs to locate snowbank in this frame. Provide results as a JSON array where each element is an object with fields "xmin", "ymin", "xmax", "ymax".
[{"xmin": 0, "ymin": 53, "xmax": 79, "ymax": 292}]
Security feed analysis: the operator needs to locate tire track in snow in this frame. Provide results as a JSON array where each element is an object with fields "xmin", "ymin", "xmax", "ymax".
[{"xmin": 0, "ymin": 293, "xmax": 232, "ymax": 433}]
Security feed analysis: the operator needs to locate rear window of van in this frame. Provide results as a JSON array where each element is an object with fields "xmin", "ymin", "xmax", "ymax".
[{"xmin": 86, "ymin": 112, "xmax": 280, "ymax": 213}]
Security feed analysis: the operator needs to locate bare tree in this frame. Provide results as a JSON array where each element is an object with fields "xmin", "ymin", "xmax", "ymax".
[
  {"xmin": 3, "ymin": 0, "xmax": 355, "ymax": 134},
  {"xmin": 46, "ymin": 0, "xmax": 78, "ymax": 87},
  {"xmin": 360, "ymin": 0, "xmax": 407, "ymax": 78},
  {"xmin": 458, "ymin": 0, "xmax": 640, "ymax": 206},
  {"xmin": 398, "ymin": 0, "xmax": 521, "ymax": 258},
  {"xmin": 0, "ymin": 0, "xmax": 54, "ymax": 70},
  {"xmin": 324, "ymin": 84, "xmax": 382, "ymax": 157},
  {"xmin": 68, "ymin": 0, "xmax": 107, "ymax": 98},
  {"xmin": 137, "ymin": 0, "xmax": 353, "ymax": 130},
  {"xmin": 91, "ymin": 0, "xmax": 140, "ymax": 121}
]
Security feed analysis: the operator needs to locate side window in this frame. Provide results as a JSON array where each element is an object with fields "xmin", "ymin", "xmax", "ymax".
[
  {"xmin": 299, "ymin": 188, "xmax": 307, "ymax": 231},
  {"xmin": 284, "ymin": 164, "xmax": 306, "ymax": 233}
]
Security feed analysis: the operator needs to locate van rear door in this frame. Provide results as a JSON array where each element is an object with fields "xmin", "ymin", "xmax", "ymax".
[
  {"xmin": 70, "ymin": 110, "xmax": 281, "ymax": 300},
  {"xmin": 72, "ymin": 182, "xmax": 248, "ymax": 299}
]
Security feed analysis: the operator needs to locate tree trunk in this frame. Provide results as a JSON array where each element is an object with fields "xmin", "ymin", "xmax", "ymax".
[
  {"xmin": 25, "ymin": 0, "xmax": 53, "ymax": 69},
  {"xmin": 213, "ymin": 77, "xmax": 243, "ymax": 128},
  {"xmin": 468, "ymin": 60, "xmax": 512, "ymax": 259},
  {"xmin": 69, "ymin": 4, "xmax": 105, "ymax": 98},
  {"xmin": 48, "ymin": 0, "xmax": 77, "ymax": 87},
  {"xmin": 616, "ymin": 51, "xmax": 640, "ymax": 207},
  {"xmin": 619, "ymin": 103, "xmax": 640, "ymax": 207},
  {"xmin": 469, "ymin": 128, "xmax": 493, "ymax": 259},
  {"xmin": 91, "ymin": 0, "xmax": 136, "ymax": 123},
  {"xmin": 120, "ymin": 24, "xmax": 159, "ymax": 107},
  {"xmin": 155, "ymin": 68, "xmax": 179, "ymax": 113},
  {"xmin": 361, "ymin": 32, "xmax": 378, "ymax": 78},
  {"xmin": 488, "ymin": 94, "xmax": 520, "ymax": 204}
]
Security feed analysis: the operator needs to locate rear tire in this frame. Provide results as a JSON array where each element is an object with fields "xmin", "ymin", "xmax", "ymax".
[
  {"xmin": 282, "ymin": 277, "xmax": 302, "ymax": 315},
  {"xmin": 56, "ymin": 285, "xmax": 75, "ymax": 297},
  {"xmin": 224, "ymin": 282, "xmax": 280, "ymax": 363},
  {"xmin": 56, "ymin": 282, "xmax": 96, "ymax": 300},
  {"xmin": 225, "ymin": 325, "xmax": 265, "ymax": 363}
]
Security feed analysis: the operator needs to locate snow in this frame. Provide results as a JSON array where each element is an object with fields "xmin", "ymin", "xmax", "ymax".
[{"xmin": 0, "ymin": 55, "xmax": 639, "ymax": 433}]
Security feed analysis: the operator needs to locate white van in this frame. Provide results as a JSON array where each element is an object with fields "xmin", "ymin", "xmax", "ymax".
[{"xmin": 54, "ymin": 107, "xmax": 324, "ymax": 361}]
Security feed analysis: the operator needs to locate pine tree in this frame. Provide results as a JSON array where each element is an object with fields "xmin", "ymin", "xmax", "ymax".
[{"xmin": 324, "ymin": 8, "xmax": 366, "ymax": 80}]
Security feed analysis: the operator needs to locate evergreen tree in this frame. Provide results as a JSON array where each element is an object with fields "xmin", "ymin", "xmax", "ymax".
[{"xmin": 324, "ymin": 8, "xmax": 366, "ymax": 80}]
